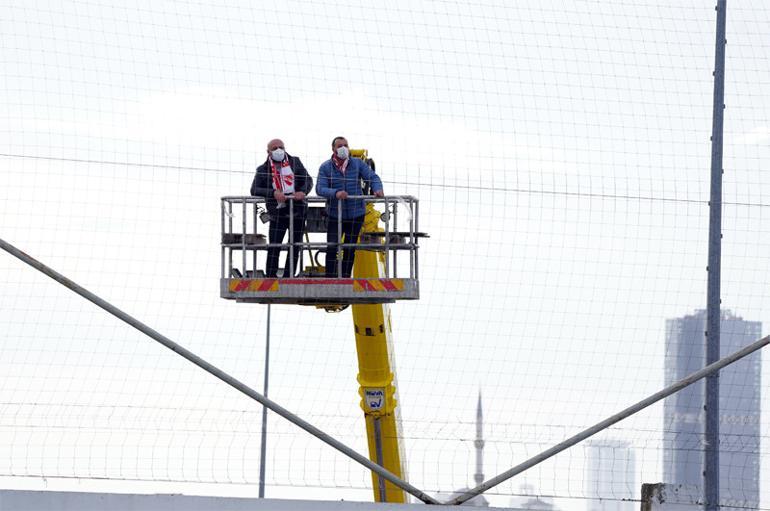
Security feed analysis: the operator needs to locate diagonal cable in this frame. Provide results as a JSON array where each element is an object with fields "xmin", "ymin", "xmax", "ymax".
[{"xmin": 0, "ymin": 237, "xmax": 439, "ymax": 505}]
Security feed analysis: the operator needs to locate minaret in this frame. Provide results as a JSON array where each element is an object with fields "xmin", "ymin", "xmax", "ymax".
[{"xmin": 473, "ymin": 391, "xmax": 485, "ymax": 486}]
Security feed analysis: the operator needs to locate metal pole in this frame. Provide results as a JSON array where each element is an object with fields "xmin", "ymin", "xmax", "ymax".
[
  {"xmin": 258, "ymin": 304, "xmax": 271, "ymax": 498},
  {"xmin": 252, "ymin": 202, "xmax": 258, "ymax": 277},
  {"xmin": 242, "ymin": 198, "xmax": 247, "ymax": 277},
  {"xmin": 288, "ymin": 200, "xmax": 294, "ymax": 278},
  {"xmin": 227, "ymin": 201, "xmax": 234, "ymax": 277},
  {"xmin": 392, "ymin": 200, "xmax": 398, "ymax": 278},
  {"xmin": 373, "ymin": 417, "xmax": 387, "ymax": 502},
  {"xmin": 0, "ymin": 237, "xmax": 439, "ymax": 505},
  {"xmin": 448, "ymin": 334, "xmax": 770, "ymax": 506},
  {"xmin": 220, "ymin": 199, "xmax": 226, "ymax": 279},
  {"xmin": 337, "ymin": 200, "xmax": 342, "ymax": 277},
  {"xmin": 412, "ymin": 199, "xmax": 418, "ymax": 280},
  {"xmin": 706, "ymin": 2, "xmax": 727, "ymax": 510},
  {"xmin": 383, "ymin": 198, "xmax": 390, "ymax": 277}
]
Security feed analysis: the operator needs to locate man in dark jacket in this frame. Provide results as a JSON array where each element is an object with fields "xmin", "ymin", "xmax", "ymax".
[{"xmin": 250, "ymin": 138, "xmax": 313, "ymax": 278}]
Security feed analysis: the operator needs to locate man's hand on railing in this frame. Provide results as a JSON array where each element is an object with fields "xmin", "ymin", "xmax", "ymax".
[
  {"xmin": 336, "ymin": 190, "xmax": 349, "ymax": 199},
  {"xmin": 293, "ymin": 191, "xmax": 306, "ymax": 201},
  {"xmin": 273, "ymin": 190, "xmax": 287, "ymax": 203},
  {"xmin": 373, "ymin": 190, "xmax": 384, "ymax": 197}
]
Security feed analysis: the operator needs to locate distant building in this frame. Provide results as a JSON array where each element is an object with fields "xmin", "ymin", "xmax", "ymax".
[
  {"xmin": 438, "ymin": 393, "xmax": 489, "ymax": 507},
  {"xmin": 509, "ymin": 484, "xmax": 560, "ymax": 511},
  {"xmin": 584, "ymin": 440, "xmax": 636, "ymax": 511},
  {"xmin": 663, "ymin": 309, "xmax": 761, "ymax": 509},
  {"xmin": 443, "ymin": 488, "xmax": 489, "ymax": 508}
]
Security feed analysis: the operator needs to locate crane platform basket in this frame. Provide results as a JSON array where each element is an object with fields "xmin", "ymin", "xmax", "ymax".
[{"xmin": 220, "ymin": 195, "xmax": 426, "ymax": 305}]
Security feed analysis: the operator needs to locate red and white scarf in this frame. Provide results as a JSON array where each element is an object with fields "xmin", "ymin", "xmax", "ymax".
[
  {"xmin": 270, "ymin": 157, "xmax": 295, "ymax": 194},
  {"xmin": 332, "ymin": 153, "xmax": 349, "ymax": 174}
]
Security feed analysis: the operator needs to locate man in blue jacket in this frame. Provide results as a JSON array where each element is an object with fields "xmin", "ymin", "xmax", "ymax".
[
  {"xmin": 251, "ymin": 138, "xmax": 313, "ymax": 278},
  {"xmin": 316, "ymin": 136, "xmax": 384, "ymax": 278}
]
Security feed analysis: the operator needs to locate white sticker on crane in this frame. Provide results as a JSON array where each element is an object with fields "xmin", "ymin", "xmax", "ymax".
[{"xmin": 365, "ymin": 388, "xmax": 385, "ymax": 411}]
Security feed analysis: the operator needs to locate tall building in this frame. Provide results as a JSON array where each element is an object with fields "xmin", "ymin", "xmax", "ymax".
[
  {"xmin": 584, "ymin": 440, "xmax": 636, "ymax": 511},
  {"xmin": 663, "ymin": 309, "xmax": 761, "ymax": 509}
]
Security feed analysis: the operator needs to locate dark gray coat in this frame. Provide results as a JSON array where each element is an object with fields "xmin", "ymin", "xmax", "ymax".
[{"xmin": 250, "ymin": 155, "xmax": 313, "ymax": 215}]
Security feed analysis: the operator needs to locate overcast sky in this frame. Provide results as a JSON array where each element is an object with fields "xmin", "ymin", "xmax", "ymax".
[{"xmin": 1, "ymin": 1, "xmax": 770, "ymax": 509}]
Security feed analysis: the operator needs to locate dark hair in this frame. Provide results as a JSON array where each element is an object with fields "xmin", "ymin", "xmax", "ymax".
[{"xmin": 331, "ymin": 136, "xmax": 346, "ymax": 148}]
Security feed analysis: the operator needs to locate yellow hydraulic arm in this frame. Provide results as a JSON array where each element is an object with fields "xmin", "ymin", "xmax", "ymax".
[{"xmin": 350, "ymin": 150, "xmax": 407, "ymax": 503}]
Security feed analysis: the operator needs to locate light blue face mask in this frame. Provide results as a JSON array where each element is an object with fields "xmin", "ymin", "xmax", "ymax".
[
  {"xmin": 335, "ymin": 146, "xmax": 349, "ymax": 160},
  {"xmin": 270, "ymin": 148, "xmax": 285, "ymax": 161}
]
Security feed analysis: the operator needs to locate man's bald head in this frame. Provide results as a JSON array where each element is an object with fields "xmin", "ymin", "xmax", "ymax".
[{"xmin": 267, "ymin": 139, "xmax": 284, "ymax": 152}]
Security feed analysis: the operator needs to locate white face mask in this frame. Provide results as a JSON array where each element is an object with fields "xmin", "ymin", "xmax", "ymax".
[
  {"xmin": 336, "ymin": 146, "xmax": 349, "ymax": 160},
  {"xmin": 270, "ymin": 148, "xmax": 285, "ymax": 161}
]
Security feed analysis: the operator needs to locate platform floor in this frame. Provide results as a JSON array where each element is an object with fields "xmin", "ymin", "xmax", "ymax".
[{"xmin": 220, "ymin": 278, "xmax": 419, "ymax": 304}]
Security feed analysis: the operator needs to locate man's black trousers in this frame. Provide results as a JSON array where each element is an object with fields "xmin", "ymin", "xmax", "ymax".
[
  {"xmin": 266, "ymin": 209, "xmax": 306, "ymax": 278},
  {"xmin": 324, "ymin": 214, "xmax": 364, "ymax": 278}
]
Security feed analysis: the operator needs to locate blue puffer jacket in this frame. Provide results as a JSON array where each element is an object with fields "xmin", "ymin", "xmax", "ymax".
[{"xmin": 316, "ymin": 157, "xmax": 383, "ymax": 220}]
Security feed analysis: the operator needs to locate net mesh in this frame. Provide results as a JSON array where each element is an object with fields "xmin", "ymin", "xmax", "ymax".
[{"xmin": 1, "ymin": 1, "xmax": 769, "ymax": 509}]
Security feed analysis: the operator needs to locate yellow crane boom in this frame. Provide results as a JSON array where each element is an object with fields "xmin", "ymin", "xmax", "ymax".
[{"xmin": 350, "ymin": 150, "xmax": 407, "ymax": 503}]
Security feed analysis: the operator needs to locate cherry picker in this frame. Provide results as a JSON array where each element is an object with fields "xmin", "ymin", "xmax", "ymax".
[{"xmin": 220, "ymin": 149, "xmax": 427, "ymax": 503}]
